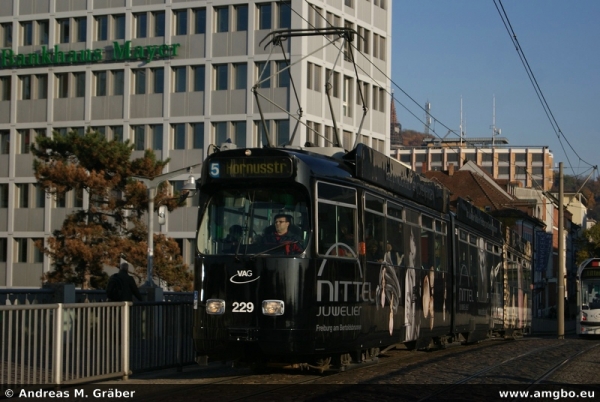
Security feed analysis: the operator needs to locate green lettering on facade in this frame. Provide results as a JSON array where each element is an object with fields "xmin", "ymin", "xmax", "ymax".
[{"xmin": 0, "ymin": 41, "xmax": 180, "ymax": 69}]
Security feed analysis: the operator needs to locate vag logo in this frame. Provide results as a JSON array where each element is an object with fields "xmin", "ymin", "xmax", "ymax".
[{"xmin": 230, "ymin": 270, "xmax": 260, "ymax": 284}]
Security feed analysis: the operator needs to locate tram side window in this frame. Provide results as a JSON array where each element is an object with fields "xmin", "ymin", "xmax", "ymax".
[
  {"xmin": 434, "ymin": 232, "xmax": 447, "ymax": 272},
  {"xmin": 364, "ymin": 193, "xmax": 384, "ymax": 262},
  {"xmin": 468, "ymin": 234, "xmax": 478, "ymax": 286},
  {"xmin": 316, "ymin": 182, "xmax": 357, "ymax": 257},
  {"xmin": 385, "ymin": 203, "xmax": 404, "ymax": 266},
  {"xmin": 457, "ymin": 230, "xmax": 470, "ymax": 287},
  {"xmin": 421, "ymin": 215, "xmax": 435, "ymax": 271}
]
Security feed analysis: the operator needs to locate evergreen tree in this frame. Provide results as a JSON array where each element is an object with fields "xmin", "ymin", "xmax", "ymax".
[{"xmin": 31, "ymin": 130, "xmax": 193, "ymax": 290}]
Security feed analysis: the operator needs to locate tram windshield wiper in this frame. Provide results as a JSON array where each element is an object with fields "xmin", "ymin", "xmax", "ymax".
[{"xmin": 250, "ymin": 241, "xmax": 300, "ymax": 259}]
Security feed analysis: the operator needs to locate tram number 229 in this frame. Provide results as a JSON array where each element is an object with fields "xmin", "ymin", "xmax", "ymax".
[{"xmin": 232, "ymin": 302, "xmax": 254, "ymax": 313}]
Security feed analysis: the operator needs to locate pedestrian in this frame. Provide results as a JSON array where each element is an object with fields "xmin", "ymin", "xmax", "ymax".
[{"xmin": 106, "ymin": 263, "xmax": 143, "ymax": 302}]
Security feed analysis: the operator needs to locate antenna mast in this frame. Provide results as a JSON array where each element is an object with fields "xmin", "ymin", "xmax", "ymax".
[
  {"xmin": 460, "ymin": 97, "xmax": 464, "ymax": 145},
  {"xmin": 491, "ymin": 95, "xmax": 501, "ymax": 149},
  {"xmin": 424, "ymin": 101, "xmax": 431, "ymax": 135}
]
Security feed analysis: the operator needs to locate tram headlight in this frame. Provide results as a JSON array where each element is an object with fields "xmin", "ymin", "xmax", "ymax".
[
  {"xmin": 262, "ymin": 300, "xmax": 285, "ymax": 316},
  {"xmin": 206, "ymin": 299, "xmax": 226, "ymax": 315}
]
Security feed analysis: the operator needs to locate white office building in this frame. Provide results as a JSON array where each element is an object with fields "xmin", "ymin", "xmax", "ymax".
[{"xmin": 0, "ymin": 0, "xmax": 391, "ymax": 287}]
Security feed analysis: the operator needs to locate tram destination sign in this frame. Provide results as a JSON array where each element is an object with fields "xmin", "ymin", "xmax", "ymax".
[
  {"xmin": 581, "ymin": 269, "xmax": 600, "ymax": 279},
  {"xmin": 207, "ymin": 157, "xmax": 294, "ymax": 179},
  {"xmin": 349, "ymin": 144, "xmax": 448, "ymax": 213}
]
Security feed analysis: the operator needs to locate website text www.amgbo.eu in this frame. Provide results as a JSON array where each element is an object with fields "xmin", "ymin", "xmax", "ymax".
[{"xmin": 499, "ymin": 389, "xmax": 595, "ymax": 400}]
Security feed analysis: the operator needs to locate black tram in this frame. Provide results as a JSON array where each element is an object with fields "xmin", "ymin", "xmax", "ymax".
[{"xmin": 192, "ymin": 143, "xmax": 532, "ymax": 370}]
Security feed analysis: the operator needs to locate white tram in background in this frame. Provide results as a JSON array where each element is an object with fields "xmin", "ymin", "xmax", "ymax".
[{"xmin": 577, "ymin": 258, "xmax": 600, "ymax": 335}]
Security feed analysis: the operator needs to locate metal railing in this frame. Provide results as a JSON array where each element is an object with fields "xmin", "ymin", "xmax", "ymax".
[{"xmin": 0, "ymin": 300, "xmax": 195, "ymax": 385}]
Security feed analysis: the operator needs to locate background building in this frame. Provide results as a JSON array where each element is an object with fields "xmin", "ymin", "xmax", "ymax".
[
  {"xmin": 0, "ymin": 0, "xmax": 392, "ymax": 287},
  {"xmin": 391, "ymin": 137, "xmax": 554, "ymax": 191}
]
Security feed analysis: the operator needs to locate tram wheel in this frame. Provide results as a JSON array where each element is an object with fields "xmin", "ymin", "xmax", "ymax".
[{"xmin": 405, "ymin": 340, "xmax": 418, "ymax": 351}]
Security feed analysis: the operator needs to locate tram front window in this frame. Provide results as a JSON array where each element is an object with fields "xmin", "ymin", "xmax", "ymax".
[
  {"xmin": 197, "ymin": 187, "xmax": 309, "ymax": 256},
  {"xmin": 583, "ymin": 281, "xmax": 600, "ymax": 310}
]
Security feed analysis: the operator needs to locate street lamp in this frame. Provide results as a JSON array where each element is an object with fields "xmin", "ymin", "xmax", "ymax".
[{"xmin": 132, "ymin": 164, "xmax": 200, "ymax": 291}]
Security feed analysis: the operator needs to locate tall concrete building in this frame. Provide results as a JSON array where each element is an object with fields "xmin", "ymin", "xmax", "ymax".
[
  {"xmin": 0, "ymin": 0, "xmax": 392, "ymax": 287},
  {"xmin": 391, "ymin": 137, "xmax": 555, "ymax": 191}
]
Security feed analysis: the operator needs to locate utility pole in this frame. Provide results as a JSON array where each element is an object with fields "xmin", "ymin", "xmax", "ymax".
[{"xmin": 557, "ymin": 162, "xmax": 565, "ymax": 339}]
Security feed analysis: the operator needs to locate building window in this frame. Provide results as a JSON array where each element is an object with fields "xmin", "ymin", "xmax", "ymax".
[
  {"xmin": 308, "ymin": 6, "xmax": 321, "ymax": 29},
  {"xmin": 345, "ymin": 0, "xmax": 354, "ymax": 8},
  {"xmin": 133, "ymin": 69, "xmax": 146, "ymax": 94},
  {"xmin": 215, "ymin": 64, "xmax": 228, "ymax": 90},
  {"xmin": 74, "ymin": 188, "xmax": 83, "ymax": 208},
  {"xmin": 95, "ymin": 71, "xmax": 107, "ymax": 96},
  {"xmin": 1, "ymin": 22, "xmax": 12, "ymax": 47},
  {"xmin": 133, "ymin": 125, "xmax": 145, "ymax": 150},
  {"xmin": 75, "ymin": 17, "xmax": 86, "ymax": 42},
  {"xmin": 153, "ymin": 11, "xmax": 165, "ymax": 37},
  {"xmin": 257, "ymin": 3, "xmax": 272, "ymax": 30},
  {"xmin": 17, "ymin": 183, "xmax": 29, "ymax": 208},
  {"xmin": 111, "ymin": 126, "xmax": 123, "ymax": 142},
  {"xmin": 214, "ymin": 122, "xmax": 228, "ymax": 145},
  {"xmin": 0, "ymin": 130, "xmax": 9, "ymax": 154},
  {"xmin": 497, "ymin": 153, "xmax": 509, "ymax": 163},
  {"xmin": 532, "ymin": 152, "xmax": 544, "ymax": 163},
  {"xmin": 193, "ymin": 8, "xmax": 206, "ymax": 34},
  {"xmin": 56, "ymin": 73, "xmax": 69, "ymax": 98},
  {"xmin": 256, "ymin": 62, "xmax": 270, "ymax": 88},
  {"xmin": 135, "ymin": 13, "xmax": 147, "ymax": 38},
  {"xmin": 330, "ymin": 70, "xmax": 340, "ymax": 98},
  {"xmin": 276, "ymin": 61, "xmax": 289, "ymax": 88},
  {"xmin": 233, "ymin": 121, "xmax": 246, "ymax": 148},
  {"xmin": 193, "ymin": 66, "xmax": 205, "ymax": 91},
  {"xmin": 343, "ymin": 75, "xmax": 353, "ymax": 117},
  {"xmin": 152, "ymin": 125, "xmax": 163, "ymax": 150},
  {"xmin": 152, "ymin": 68, "xmax": 164, "ymax": 94},
  {"xmin": 35, "ymin": 186, "xmax": 45, "ymax": 208},
  {"xmin": 18, "ymin": 129, "xmax": 30, "ymax": 154},
  {"xmin": 307, "ymin": 63, "xmax": 321, "ymax": 92},
  {"xmin": 173, "ymin": 124, "xmax": 186, "ymax": 149},
  {"xmin": 95, "ymin": 15, "xmax": 108, "ymax": 41},
  {"xmin": 39, "ymin": 20, "xmax": 49, "ymax": 45},
  {"xmin": 278, "ymin": 2, "xmax": 291, "ymax": 29},
  {"xmin": 36, "ymin": 74, "xmax": 47, "ymax": 99},
  {"xmin": 0, "ymin": 183, "xmax": 8, "ymax": 207},
  {"xmin": 174, "ymin": 9, "xmax": 188, "ymax": 35},
  {"xmin": 113, "ymin": 15, "xmax": 126, "ymax": 40},
  {"xmin": 33, "ymin": 238, "xmax": 44, "ymax": 263},
  {"xmin": 275, "ymin": 120, "xmax": 289, "ymax": 146},
  {"xmin": 15, "ymin": 238, "xmax": 28, "ymax": 263},
  {"xmin": 55, "ymin": 193, "xmax": 66, "ymax": 208},
  {"xmin": 190, "ymin": 123, "xmax": 203, "ymax": 149},
  {"xmin": 21, "ymin": 21, "xmax": 33, "ymax": 46},
  {"xmin": 58, "ymin": 19, "xmax": 70, "ymax": 43},
  {"xmin": 234, "ymin": 63, "xmax": 247, "ymax": 90},
  {"xmin": 20, "ymin": 75, "xmax": 31, "ymax": 100},
  {"xmin": 235, "ymin": 5, "xmax": 248, "ymax": 31},
  {"xmin": 174, "ymin": 67, "xmax": 186, "ymax": 92},
  {"xmin": 74, "ymin": 72, "xmax": 85, "ymax": 97},
  {"xmin": 112, "ymin": 70, "xmax": 124, "ymax": 95},
  {"xmin": 215, "ymin": 7, "xmax": 229, "ymax": 33},
  {"xmin": 0, "ymin": 238, "xmax": 6, "ymax": 263},
  {"xmin": 1, "ymin": 76, "xmax": 10, "ymax": 101}
]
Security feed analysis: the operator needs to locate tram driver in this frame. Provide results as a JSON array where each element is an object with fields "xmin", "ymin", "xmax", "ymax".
[{"xmin": 263, "ymin": 213, "xmax": 303, "ymax": 255}]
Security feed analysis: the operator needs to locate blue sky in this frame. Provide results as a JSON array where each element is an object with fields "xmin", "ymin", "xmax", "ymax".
[{"xmin": 390, "ymin": 1, "xmax": 600, "ymax": 178}]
